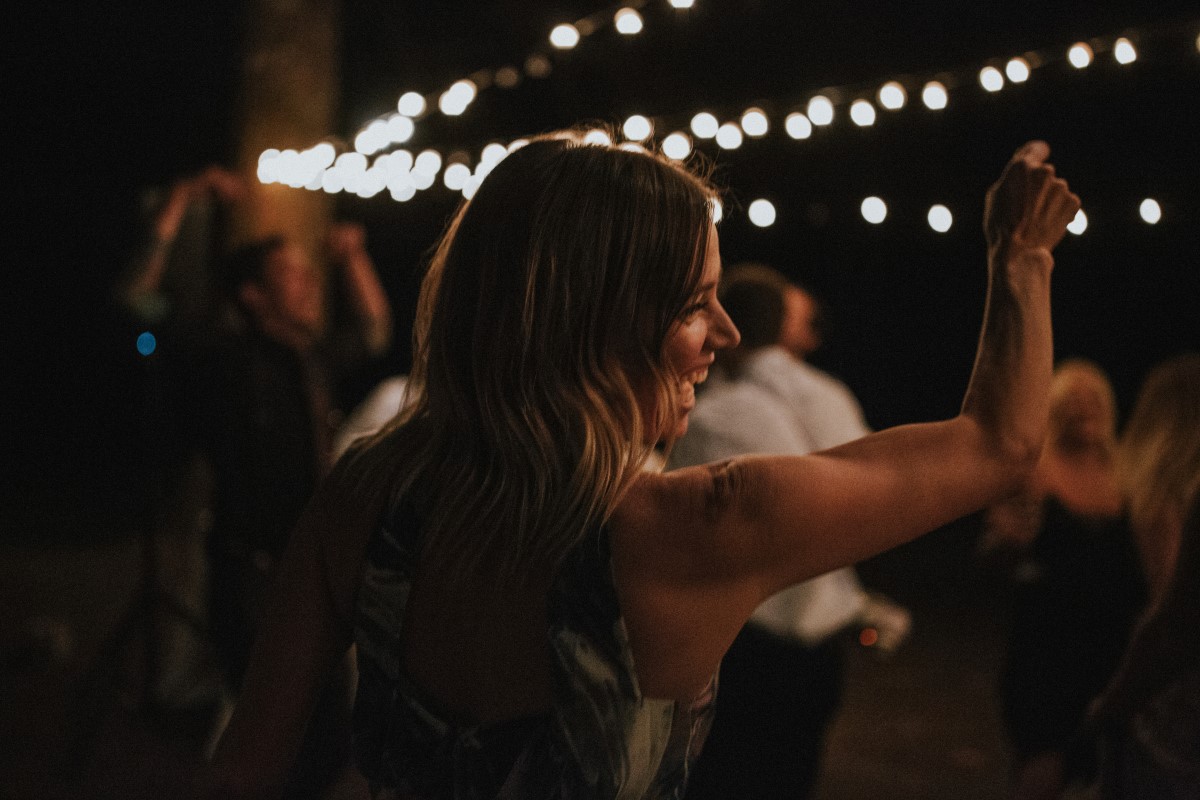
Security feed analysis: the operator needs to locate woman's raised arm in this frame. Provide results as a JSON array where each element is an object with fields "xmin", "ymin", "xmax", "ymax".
[{"xmin": 676, "ymin": 141, "xmax": 1081, "ymax": 601}]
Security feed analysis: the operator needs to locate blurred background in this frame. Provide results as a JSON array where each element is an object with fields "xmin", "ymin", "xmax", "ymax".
[{"xmin": 4, "ymin": 1, "xmax": 1199, "ymax": 797}]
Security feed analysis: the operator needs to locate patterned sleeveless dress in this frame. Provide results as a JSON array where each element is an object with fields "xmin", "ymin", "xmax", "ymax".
[{"xmin": 353, "ymin": 498, "xmax": 716, "ymax": 799}]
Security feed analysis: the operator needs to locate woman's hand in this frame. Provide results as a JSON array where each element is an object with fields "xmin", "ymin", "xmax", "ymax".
[{"xmin": 983, "ymin": 141, "xmax": 1080, "ymax": 267}]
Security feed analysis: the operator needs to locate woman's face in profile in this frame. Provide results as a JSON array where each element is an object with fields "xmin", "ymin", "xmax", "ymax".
[{"xmin": 644, "ymin": 223, "xmax": 740, "ymax": 442}]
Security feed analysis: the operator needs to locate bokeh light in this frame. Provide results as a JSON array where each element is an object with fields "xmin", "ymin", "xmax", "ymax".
[
  {"xmin": 740, "ymin": 108, "xmax": 769, "ymax": 137},
  {"xmin": 748, "ymin": 199, "xmax": 776, "ymax": 227},
  {"xmin": 661, "ymin": 132, "xmax": 692, "ymax": 160},
  {"xmin": 614, "ymin": 8, "xmax": 643, "ymax": 35},
  {"xmin": 785, "ymin": 112, "xmax": 812, "ymax": 139},
  {"xmin": 1139, "ymin": 198, "xmax": 1162, "ymax": 224},
  {"xmin": 979, "ymin": 66, "xmax": 1004, "ymax": 92},
  {"xmin": 583, "ymin": 129, "xmax": 613, "ymax": 146},
  {"xmin": 877, "ymin": 81, "xmax": 907, "ymax": 110},
  {"xmin": 849, "ymin": 100, "xmax": 876, "ymax": 127},
  {"xmin": 690, "ymin": 112, "xmax": 719, "ymax": 139},
  {"xmin": 623, "ymin": 114, "xmax": 653, "ymax": 141},
  {"xmin": 550, "ymin": 23, "xmax": 581, "ymax": 49},
  {"xmin": 807, "ymin": 95, "xmax": 834, "ymax": 126},
  {"xmin": 921, "ymin": 81, "xmax": 948, "ymax": 110},
  {"xmin": 715, "ymin": 123, "xmax": 743, "ymax": 149},
  {"xmin": 443, "ymin": 163, "xmax": 471, "ymax": 190},
  {"xmin": 1067, "ymin": 209, "xmax": 1088, "ymax": 235},
  {"xmin": 136, "ymin": 331, "xmax": 157, "ymax": 357},
  {"xmin": 397, "ymin": 91, "xmax": 426, "ymax": 116},
  {"xmin": 1005, "ymin": 57, "xmax": 1031, "ymax": 83},
  {"xmin": 1068, "ymin": 42, "xmax": 1094, "ymax": 68},
  {"xmin": 1114, "ymin": 37, "xmax": 1137, "ymax": 64},
  {"xmin": 861, "ymin": 196, "xmax": 887, "ymax": 224},
  {"xmin": 927, "ymin": 204, "xmax": 953, "ymax": 232}
]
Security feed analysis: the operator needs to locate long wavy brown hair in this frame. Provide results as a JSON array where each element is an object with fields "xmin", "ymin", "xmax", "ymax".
[{"xmin": 349, "ymin": 130, "xmax": 720, "ymax": 581}]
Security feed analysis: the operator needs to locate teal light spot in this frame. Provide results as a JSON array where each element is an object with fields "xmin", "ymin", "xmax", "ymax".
[{"xmin": 137, "ymin": 331, "xmax": 157, "ymax": 357}]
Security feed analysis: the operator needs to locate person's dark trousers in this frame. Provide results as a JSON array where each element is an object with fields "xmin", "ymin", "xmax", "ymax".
[{"xmin": 684, "ymin": 623, "xmax": 844, "ymax": 800}]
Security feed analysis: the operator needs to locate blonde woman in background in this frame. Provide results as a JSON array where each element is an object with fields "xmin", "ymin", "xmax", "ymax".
[
  {"xmin": 983, "ymin": 360, "xmax": 1147, "ymax": 800},
  {"xmin": 1088, "ymin": 352, "xmax": 1200, "ymax": 798},
  {"xmin": 1118, "ymin": 352, "xmax": 1200, "ymax": 607}
]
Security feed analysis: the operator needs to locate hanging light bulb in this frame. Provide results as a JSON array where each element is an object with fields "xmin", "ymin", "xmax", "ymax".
[
  {"xmin": 1005, "ymin": 57, "xmax": 1031, "ymax": 83},
  {"xmin": 1114, "ymin": 37, "xmax": 1137, "ymax": 64},
  {"xmin": 614, "ymin": 8, "xmax": 643, "ymax": 35},
  {"xmin": 740, "ymin": 108, "xmax": 769, "ymax": 137},
  {"xmin": 877, "ymin": 81, "xmax": 907, "ymax": 110},
  {"xmin": 748, "ymin": 199, "xmax": 776, "ymax": 227},
  {"xmin": 661, "ymin": 132, "xmax": 692, "ymax": 160},
  {"xmin": 785, "ymin": 112, "xmax": 812, "ymax": 139},
  {"xmin": 1067, "ymin": 209, "xmax": 1088, "ymax": 235},
  {"xmin": 1068, "ymin": 42, "xmax": 1094, "ymax": 68},
  {"xmin": 849, "ymin": 100, "xmax": 876, "ymax": 126},
  {"xmin": 807, "ymin": 95, "xmax": 834, "ymax": 126},
  {"xmin": 921, "ymin": 81, "xmax": 948, "ymax": 110},
  {"xmin": 623, "ymin": 115, "xmax": 653, "ymax": 141},
  {"xmin": 550, "ymin": 23, "xmax": 581, "ymax": 49},
  {"xmin": 690, "ymin": 112, "xmax": 719, "ymax": 139}
]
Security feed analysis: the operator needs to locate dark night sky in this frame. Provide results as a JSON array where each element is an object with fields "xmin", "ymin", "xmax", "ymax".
[{"xmin": 9, "ymin": 1, "xmax": 1200, "ymax": 541}]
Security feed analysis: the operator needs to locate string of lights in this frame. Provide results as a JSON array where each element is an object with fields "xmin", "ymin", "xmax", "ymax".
[{"xmin": 256, "ymin": 7, "xmax": 1200, "ymax": 234}]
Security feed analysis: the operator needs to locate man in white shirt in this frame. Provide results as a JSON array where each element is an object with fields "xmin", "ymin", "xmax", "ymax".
[{"xmin": 674, "ymin": 263, "xmax": 909, "ymax": 800}]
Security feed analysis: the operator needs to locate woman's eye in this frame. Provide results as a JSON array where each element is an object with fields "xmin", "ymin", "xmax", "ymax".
[{"xmin": 682, "ymin": 301, "xmax": 708, "ymax": 319}]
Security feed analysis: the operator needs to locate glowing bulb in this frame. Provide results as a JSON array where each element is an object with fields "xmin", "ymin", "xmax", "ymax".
[
  {"xmin": 443, "ymin": 163, "xmax": 471, "ymax": 190},
  {"xmin": 807, "ymin": 95, "xmax": 834, "ymax": 126},
  {"xmin": 878, "ymin": 81, "xmax": 907, "ymax": 110},
  {"xmin": 1067, "ymin": 209, "xmax": 1087, "ymax": 235},
  {"xmin": 354, "ymin": 120, "xmax": 388, "ymax": 154},
  {"xmin": 710, "ymin": 198, "xmax": 723, "ymax": 224},
  {"xmin": 623, "ymin": 114, "xmax": 653, "ymax": 141},
  {"xmin": 1005, "ymin": 57, "xmax": 1031, "ymax": 83},
  {"xmin": 850, "ymin": 100, "xmax": 876, "ymax": 127},
  {"xmin": 690, "ymin": 112, "xmax": 719, "ymax": 139},
  {"xmin": 861, "ymin": 196, "xmax": 887, "ymax": 224},
  {"xmin": 1068, "ymin": 42, "xmax": 1094, "ymax": 68},
  {"xmin": 439, "ymin": 79, "xmax": 477, "ymax": 116},
  {"xmin": 614, "ymin": 8, "xmax": 643, "ymax": 34},
  {"xmin": 661, "ymin": 132, "xmax": 691, "ymax": 160},
  {"xmin": 397, "ymin": 91, "xmax": 426, "ymax": 116},
  {"xmin": 508, "ymin": 139, "xmax": 529, "ymax": 152},
  {"xmin": 669, "ymin": 0, "xmax": 695, "ymax": 7},
  {"xmin": 480, "ymin": 143, "xmax": 508, "ymax": 165},
  {"xmin": 748, "ymin": 199, "xmax": 777, "ymax": 228},
  {"xmin": 550, "ymin": 23, "xmax": 581, "ymax": 49},
  {"xmin": 1139, "ymin": 198, "xmax": 1161, "ymax": 224},
  {"xmin": 1114, "ymin": 38, "xmax": 1137, "ymax": 64},
  {"xmin": 583, "ymin": 129, "xmax": 612, "ymax": 147},
  {"xmin": 785, "ymin": 112, "xmax": 812, "ymax": 139},
  {"xmin": 715, "ymin": 123, "xmax": 743, "ymax": 149},
  {"xmin": 308, "ymin": 142, "xmax": 336, "ymax": 169},
  {"xmin": 257, "ymin": 150, "xmax": 280, "ymax": 183},
  {"xmin": 390, "ymin": 182, "xmax": 417, "ymax": 202},
  {"xmin": 927, "ymin": 205, "xmax": 953, "ymax": 233},
  {"xmin": 414, "ymin": 150, "xmax": 442, "ymax": 176},
  {"xmin": 922, "ymin": 81, "xmax": 948, "ymax": 110},
  {"xmin": 462, "ymin": 176, "xmax": 482, "ymax": 199},
  {"xmin": 336, "ymin": 152, "xmax": 368, "ymax": 173},
  {"xmin": 385, "ymin": 114, "xmax": 415, "ymax": 143},
  {"xmin": 740, "ymin": 108, "xmax": 769, "ymax": 137},
  {"xmin": 979, "ymin": 66, "xmax": 1005, "ymax": 92}
]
